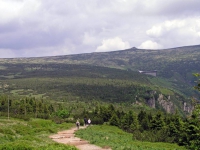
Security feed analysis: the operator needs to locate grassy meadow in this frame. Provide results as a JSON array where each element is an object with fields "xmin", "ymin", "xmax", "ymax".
[
  {"xmin": 0, "ymin": 117, "xmax": 77, "ymax": 150},
  {"xmin": 75, "ymin": 125, "xmax": 186, "ymax": 150}
]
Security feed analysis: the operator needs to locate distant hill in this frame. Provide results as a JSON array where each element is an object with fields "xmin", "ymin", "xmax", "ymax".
[
  {"xmin": 0, "ymin": 45, "xmax": 199, "ymax": 115},
  {"xmin": 1, "ymin": 45, "xmax": 200, "ymax": 95}
]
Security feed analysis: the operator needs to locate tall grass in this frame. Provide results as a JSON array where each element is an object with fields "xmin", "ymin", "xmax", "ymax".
[
  {"xmin": 0, "ymin": 117, "xmax": 78, "ymax": 150},
  {"xmin": 75, "ymin": 125, "xmax": 186, "ymax": 150}
]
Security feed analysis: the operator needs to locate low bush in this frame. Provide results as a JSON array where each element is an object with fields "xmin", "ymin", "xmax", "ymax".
[
  {"xmin": 75, "ymin": 125, "xmax": 186, "ymax": 150},
  {"xmin": 0, "ymin": 141, "xmax": 34, "ymax": 150},
  {"xmin": 0, "ymin": 118, "xmax": 76, "ymax": 150},
  {"xmin": 38, "ymin": 143, "xmax": 77, "ymax": 150},
  {"xmin": 133, "ymin": 129, "xmax": 174, "ymax": 143}
]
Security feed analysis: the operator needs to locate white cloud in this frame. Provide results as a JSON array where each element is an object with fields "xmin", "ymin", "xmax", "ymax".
[
  {"xmin": 147, "ymin": 20, "xmax": 186, "ymax": 37},
  {"xmin": 82, "ymin": 32, "xmax": 98, "ymax": 45},
  {"xmin": 146, "ymin": 26, "xmax": 163, "ymax": 37},
  {"xmin": 0, "ymin": 0, "xmax": 41, "ymax": 24},
  {"xmin": 0, "ymin": 0, "xmax": 22, "ymax": 24},
  {"xmin": 96, "ymin": 37, "xmax": 130, "ymax": 52},
  {"xmin": 197, "ymin": 32, "xmax": 200, "ymax": 37},
  {"xmin": 145, "ymin": 18, "xmax": 200, "ymax": 48},
  {"xmin": 138, "ymin": 40, "xmax": 163, "ymax": 49},
  {"xmin": 1, "ymin": 0, "xmax": 200, "ymax": 58}
]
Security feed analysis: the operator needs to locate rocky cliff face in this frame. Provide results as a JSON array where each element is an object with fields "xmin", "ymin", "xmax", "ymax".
[
  {"xmin": 157, "ymin": 94, "xmax": 174, "ymax": 113},
  {"xmin": 146, "ymin": 93, "xmax": 174, "ymax": 113},
  {"xmin": 146, "ymin": 98, "xmax": 155, "ymax": 108},
  {"xmin": 183, "ymin": 102, "xmax": 194, "ymax": 114},
  {"xmin": 146, "ymin": 93, "xmax": 194, "ymax": 114}
]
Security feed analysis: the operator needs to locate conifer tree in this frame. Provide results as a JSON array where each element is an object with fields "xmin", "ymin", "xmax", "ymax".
[
  {"xmin": 150, "ymin": 112, "xmax": 165, "ymax": 130},
  {"xmin": 130, "ymin": 113, "xmax": 139, "ymax": 132},
  {"xmin": 179, "ymin": 73, "xmax": 200, "ymax": 149},
  {"xmin": 109, "ymin": 113, "xmax": 120, "ymax": 127}
]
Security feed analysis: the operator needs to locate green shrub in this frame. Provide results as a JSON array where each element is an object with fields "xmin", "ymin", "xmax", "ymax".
[
  {"xmin": 75, "ymin": 125, "xmax": 186, "ymax": 150},
  {"xmin": 55, "ymin": 109, "xmax": 70, "ymax": 119},
  {"xmin": 133, "ymin": 129, "xmax": 174, "ymax": 143},
  {"xmin": 0, "ymin": 118, "xmax": 76, "ymax": 149},
  {"xmin": 39, "ymin": 143, "xmax": 78, "ymax": 150},
  {"xmin": 92, "ymin": 116, "xmax": 104, "ymax": 124},
  {"xmin": 0, "ymin": 141, "xmax": 34, "ymax": 150},
  {"xmin": 28, "ymin": 119, "xmax": 53, "ymax": 128},
  {"xmin": 0, "ymin": 129, "xmax": 14, "ymax": 135}
]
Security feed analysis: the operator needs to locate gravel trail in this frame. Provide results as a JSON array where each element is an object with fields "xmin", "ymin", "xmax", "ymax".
[{"xmin": 49, "ymin": 126, "xmax": 112, "ymax": 150}]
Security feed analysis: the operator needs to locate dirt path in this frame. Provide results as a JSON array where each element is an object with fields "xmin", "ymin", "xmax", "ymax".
[{"xmin": 49, "ymin": 126, "xmax": 112, "ymax": 150}]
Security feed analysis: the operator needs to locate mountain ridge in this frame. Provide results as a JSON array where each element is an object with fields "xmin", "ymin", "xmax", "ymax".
[{"xmin": 1, "ymin": 44, "xmax": 200, "ymax": 60}]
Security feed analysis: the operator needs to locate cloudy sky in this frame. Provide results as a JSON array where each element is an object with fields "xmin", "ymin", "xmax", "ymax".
[{"xmin": 0, "ymin": 0, "xmax": 200, "ymax": 58}]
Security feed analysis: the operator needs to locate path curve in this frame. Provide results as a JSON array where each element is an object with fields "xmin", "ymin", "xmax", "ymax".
[{"xmin": 49, "ymin": 126, "xmax": 112, "ymax": 150}]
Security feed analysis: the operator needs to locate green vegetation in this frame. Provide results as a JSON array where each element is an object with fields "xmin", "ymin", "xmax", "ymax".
[
  {"xmin": 0, "ymin": 45, "xmax": 200, "ymax": 149},
  {"xmin": 0, "ymin": 118, "xmax": 77, "ymax": 150},
  {"xmin": 1, "ymin": 45, "xmax": 199, "ymax": 98},
  {"xmin": 91, "ymin": 104, "xmax": 199, "ymax": 149},
  {"xmin": 75, "ymin": 125, "xmax": 186, "ymax": 150},
  {"xmin": 0, "ymin": 63, "xmax": 191, "ymax": 115},
  {"xmin": 0, "ymin": 96, "xmax": 56, "ymax": 120}
]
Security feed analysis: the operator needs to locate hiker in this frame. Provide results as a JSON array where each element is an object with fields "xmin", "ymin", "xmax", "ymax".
[
  {"xmin": 76, "ymin": 120, "xmax": 80, "ymax": 129},
  {"xmin": 88, "ymin": 118, "xmax": 91, "ymax": 125},
  {"xmin": 84, "ymin": 117, "xmax": 88, "ymax": 126}
]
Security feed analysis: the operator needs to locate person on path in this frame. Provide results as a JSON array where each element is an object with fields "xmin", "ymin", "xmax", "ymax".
[
  {"xmin": 88, "ymin": 118, "xmax": 91, "ymax": 125},
  {"xmin": 84, "ymin": 117, "xmax": 88, "ymax": 126},
  {"xmin": 76, "ymin": 119, "xmax": 80, "ymax": 129}
]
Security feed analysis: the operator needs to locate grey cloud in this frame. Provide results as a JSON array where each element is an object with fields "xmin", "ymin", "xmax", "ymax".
[
  {"xmin": 135, "ymin": 0, "xmax": 200, "ymax": 17},
  {"xmin": 0, "ymin": 0, "xmax": 200, "ymax": 58}
]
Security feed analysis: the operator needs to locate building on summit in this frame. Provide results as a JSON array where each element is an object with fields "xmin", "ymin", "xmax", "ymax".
[{"xmin": 138, "ymin": 70, "xmax": 157, "ymax": 77}]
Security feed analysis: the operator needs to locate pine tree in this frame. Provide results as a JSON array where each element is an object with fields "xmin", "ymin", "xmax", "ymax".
[
  {"xmin": 109, "ymin": 113, "xmax": 120, "ymax": 127},
  {"xmin": 130, "ymin": 113, "xmax": 139, "ymax": 132},
  {"xmin": 150, "ymin": 112, "xmax": 165, "ymax": 130}
]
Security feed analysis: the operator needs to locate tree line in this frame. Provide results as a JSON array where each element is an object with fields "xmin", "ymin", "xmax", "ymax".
[
  {"xmin": 0, "ymin": 94, "xmax": 199, "ymax": 149},
  {"xmin": 79, "ymin": 103, "xmax": 199, "ymax": 150}
]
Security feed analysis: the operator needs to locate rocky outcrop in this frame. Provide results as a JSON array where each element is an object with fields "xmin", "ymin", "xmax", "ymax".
[
  {"xmin": 143, "ymin": 92, "xmax": 194, "ymax": 114},
  {"xmin": 146, "ymin": 98, "xmax": 155, "ymax": 108},
  {"xmin": 157, "ymin": 94, "xmax": 174, "ymax": 113},
  {"xmin": 183, "ymin": 102, "xmax": 194, "ymax": 114}
]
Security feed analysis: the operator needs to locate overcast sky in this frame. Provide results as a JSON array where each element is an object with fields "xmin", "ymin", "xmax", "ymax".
[{"xmin": 0, "ymin": 0, "xmax": 200, "ymax": 58}]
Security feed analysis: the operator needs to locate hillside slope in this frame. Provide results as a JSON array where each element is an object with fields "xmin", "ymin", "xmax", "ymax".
[{"xmin": 0, "ymin": 45, "xmax": 199, "ymax": 114}]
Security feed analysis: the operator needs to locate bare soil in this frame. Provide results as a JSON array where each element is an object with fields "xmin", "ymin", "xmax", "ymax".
[{"xmin": 49, "ymin": 126, "xmax": 112, "ymax": 150}]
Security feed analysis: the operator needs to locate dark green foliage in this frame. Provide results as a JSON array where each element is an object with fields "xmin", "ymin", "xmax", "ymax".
[
  {"xmin": 99, "ymin": 106, "xmax": 113, "ymax": 122},
  {"xmin": 177, "ymin": 100, "xmax": 200, "ymax": 149},
  {"xmin": 194, "ymin": 73, "xmax": 200, "ymax": 91},
  {"xmin": 0, "ymin": 95, "xmax": 74, "ymax": 121},
  {"xmin": 120, "ymin": 111, "xmax": 136, "ymax": 132},
  {"xmin": 109, "ymin": 113, "xmax": 119, "ymax": 126},
  {"xmin": 55, "ymin": 109, "xmax": 70, "ymax": 119},
  {"xmin": 167, "ymin": 114, "xmax": 184, "ymax": 143},
  {"xmin": 150, "ymin": 112, "xmax": 165, "ymax": 130},
  {"xmin": 138, "ymin": 110, "xmax": 151, "ymax": 131},
  {"xmin": 91, "ymin": 116, "xmax": 104, "ymax": 125},
  {"xmin": 133, "ymin": 128, "xmax": 174, "ymax": 143}
]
